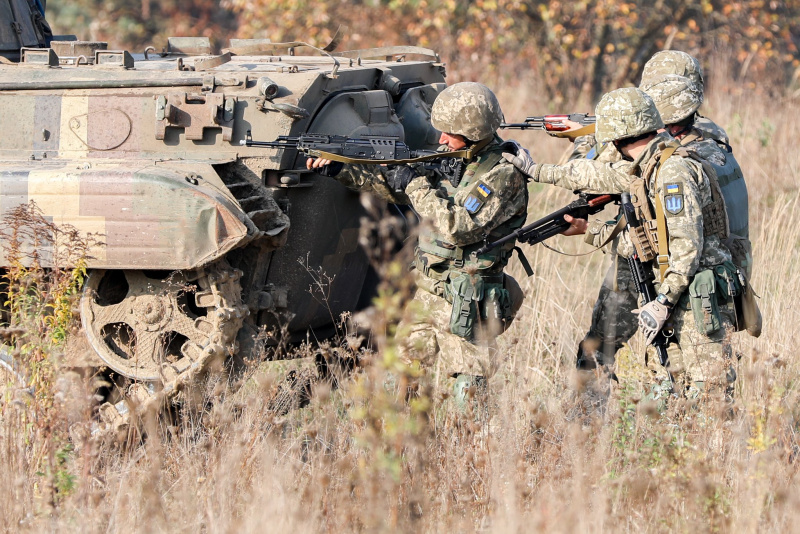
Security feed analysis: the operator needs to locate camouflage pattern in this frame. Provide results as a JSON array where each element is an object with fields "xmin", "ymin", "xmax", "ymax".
[
  {"xmin": 535, "ymin": 130, "xmax": 735, "ymax": 388},
  {"xmin": 0, "ymin": 162, "xmax": 270, "ymax": 269},
  {"xmin": 566, "ymin": 121, "xmax": 634, "ymax": 370},
  {"xmin": 575, "ymin": 254, "xmax": 639, "ymax": 370},
  {"xmin": 334, "ymin": 136, "xmax": 528, "ymax": 375},
  {"xmin": 565, "ymin": 134, "xmax": 621, "ymax": 164},
  {"xmin": 404, "ymin": 141, "xmax": 527, "ymax": 248},
  {"xmin": 330, "ymin": 164, "xmax": 412, "ymax": 205},
  {"xmin": 398, "ymin": 285, "xmax": 501, "ymax": 377},
  {"xmin": 594, "ymin": 88, "xmax": 664, "ymax": 144},
  {"xmin": 646, "ymin": 303, "xmax": 736, "ymax": 394},
  {"xmin": 538, "ymin": 131, "xmax": 732, "ymax": 301},
  {"xmin": 694, "ymin": 115, "xmax": 730, "ymax": 146},
  {"xmin": 640, "ymin": 75, "xmax": 703, "ymax": 124},
  {"xmin": 430, "ymin": 82, "xmax": 504, "ymax": 141},
  {"xmin": 640, "ymin": 50, "xmax": 704, "ymax": 92}
]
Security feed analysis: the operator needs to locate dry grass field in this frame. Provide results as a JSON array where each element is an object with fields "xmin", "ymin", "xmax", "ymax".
[{"xmin": 1, "ymin": 59, "xmax": 799, "ymax": 533}]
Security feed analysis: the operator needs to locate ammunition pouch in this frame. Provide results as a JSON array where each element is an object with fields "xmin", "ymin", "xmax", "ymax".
[
  {"xmin": 445, "ymin": 272, "xmax": 483, "ymax": 340},
  {"xmin": 712, "ymin": 260, "xmax": 743, "ymax": 301},
  {"xmin": 688, "ymin": 269, "xmax": 723, "ymax": 335},
  {"xmin": 482, "ymin": 280, "xmax": 514, "ymax": 333},
  {"xmin": 687, "ymin": 260, "xmax": 759, "ymax": 337},
  {"xmin": 723, "ymin": 233, "xmax": 754, "ymax": 279},
  {"xmin": 629, "ymin": 221, "xmax": 658, "ymax": 262},
  {"xmin": 442, "ymin": 272, "xmax": 512, "ymax": 341},
  {"xmin": 629, "ymin": 178, "xmax": 659, "ymax": 262}
]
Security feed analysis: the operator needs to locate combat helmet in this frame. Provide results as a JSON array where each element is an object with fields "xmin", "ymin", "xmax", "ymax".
[
  {"xmin": 640, "ymin": 74, "xmax": 703, "ymax": 125},
  {"xmin": 641, "ymin": 50, "xmax": 704, "ymax": 92},
  {"xmin": 430, "ymin": 82, "xmax": 503, "ymax": 141},
  {"xmin": 595, "ymin": 87, "xmax": 664, "ymax": 144}
]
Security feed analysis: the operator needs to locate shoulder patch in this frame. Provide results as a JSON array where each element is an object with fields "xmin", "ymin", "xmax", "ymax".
[
  {"xmin": 663, "ymin": 182, "xmax": 684, "ymax": 216},
  {"xmin": 464, "ymin": 180, "xmax": 493, "ymax": 214}
]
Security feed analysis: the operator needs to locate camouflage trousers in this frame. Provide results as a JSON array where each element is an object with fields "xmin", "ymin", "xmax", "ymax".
[
  {"xmin": 647, "ymin": 302, "xmax": 736, "ymax": 396},
  {"xmin": 577, "ymin": 257, "xmax": 736, "ymax": 394},
  {"xmin": 576, "ymin": 255, "xmax": 639, "ymax": 370},
  {"xmin": 397, "ymin": 287, "xmax": 497, "ymax": 379},
  {"xmin": 397, "ymin": 273, "xmax": 523, "ymax": 379}
]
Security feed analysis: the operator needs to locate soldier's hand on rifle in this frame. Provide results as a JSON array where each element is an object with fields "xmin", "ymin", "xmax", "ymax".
[
  {"xmin": 501, "ymin": 141, "xmax": 537, "ymax": 178},
  {"xmin": 561, "ymin": 119, "xmax": 584, "ymax": 132},
  {"xmin": 561, "ymin": 214, "xmax": 588, "ymax": 236},
  {"xmin": 386, "ymin": 165, "xmax": 418, "ymax": 192},
  {"xmin": 306, "ymin": 156, "xmax": 333, "ymax": 169},
  {"xmin": 633, "ymin": 300, "xmax": 671, "ymax": 345},
  {"xmin": 306, "ymin": 156, "xmax": 343, "ymax": 177}
]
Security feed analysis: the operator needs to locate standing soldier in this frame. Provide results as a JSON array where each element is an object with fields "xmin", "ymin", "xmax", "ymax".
[
  {"xmin": 527, "ymin": 51, "xmax": 751, "ymax": 400},
  {"xmin": 308, "ymin": 82, "xmax": 529, "ymax": 407},
  {"xmin": 507, "ymin": 87, "xmax": 741, "ymax": 401}
]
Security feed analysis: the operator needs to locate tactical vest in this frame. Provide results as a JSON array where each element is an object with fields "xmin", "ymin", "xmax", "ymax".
[
  {"xmin": 704, "ymin": 145, "xmax": 749, "ymax": 239},
  {"xmin": 627, "ymin": 140, "xmax": 730, "ymax": 279},
  {"xmin": 416, "ymin": 143, "xmax": 527, "ymax": 277}
]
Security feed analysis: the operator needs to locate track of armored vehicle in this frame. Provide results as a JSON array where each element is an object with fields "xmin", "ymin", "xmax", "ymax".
[{"xmin": 0, "ymin": 9, "xmax": 447, "ymax": 425}]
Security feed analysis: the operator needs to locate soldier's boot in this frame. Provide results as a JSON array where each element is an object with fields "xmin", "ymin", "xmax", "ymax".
[{"xmin": 452, "ymin": 373, "xmax": 488, "ymax": 420}]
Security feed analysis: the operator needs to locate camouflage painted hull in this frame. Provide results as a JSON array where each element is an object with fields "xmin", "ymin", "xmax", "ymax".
[
  {"xmin": 0, "ymin": 34, "xmax": 447, "ymax": 392},
  {"xmin": 0, "ymin": 161, "xmax": 254, "ymax": 269}
]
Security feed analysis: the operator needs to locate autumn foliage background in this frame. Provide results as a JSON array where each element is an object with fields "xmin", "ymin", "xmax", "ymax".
[
  {"xmin": 2, "ymin": 1, "xmax": 800, "ymax": 532},
  {"xmin": 48, "ymin": 0, "xmax": 800, "ymax": 103}
]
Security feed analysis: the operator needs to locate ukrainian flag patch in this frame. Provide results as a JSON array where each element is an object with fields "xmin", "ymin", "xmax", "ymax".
[
  {"xmin": 477, "ymin": 183, "xmax": 492, "ymax": 197},
  {"xmin": 464, "ymin": 181, "xmax": 493, "ymax": 214},
  {"xmin": 663, "ymin": 182, "xmax": 684, "ymax": 216}
]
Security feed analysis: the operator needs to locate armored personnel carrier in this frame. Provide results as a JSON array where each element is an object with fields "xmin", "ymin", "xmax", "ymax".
[{"xmin": 0, "ymin": 4, "xmax": 446, "ymax": 415}]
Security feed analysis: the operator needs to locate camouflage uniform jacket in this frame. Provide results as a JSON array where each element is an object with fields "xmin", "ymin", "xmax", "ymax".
[
  {"xmin": 567, "ymin": 134, "xmax": 622, "ymax": 164},
  {"xmin": 575, "ymin": 118, "xmax": 747, "ymax": 247},
  {"xmin": 334, "ymin": 136, "xmax": 528, "ymax": 277},
  {"xmin": 533, "ymin": 131, "xmax": 731, "ymax": 303}
]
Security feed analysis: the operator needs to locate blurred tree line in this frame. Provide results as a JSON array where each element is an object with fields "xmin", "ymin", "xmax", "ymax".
[{"xmin": 46, "ymin": 0, "xmax": 800, "ymax": 102}]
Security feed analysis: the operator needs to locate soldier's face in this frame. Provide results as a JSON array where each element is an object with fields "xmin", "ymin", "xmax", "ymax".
[{"xmin": 439, "ymin": 132, "xmax": 468, "ymax": 151}]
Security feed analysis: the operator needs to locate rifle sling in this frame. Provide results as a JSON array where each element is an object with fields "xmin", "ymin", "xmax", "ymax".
[
  {"xmin": 309, "ymin": 137, "xmax": 492, "ymax": 166},
  {"xmin": 596, "ymin": 216, "xmax": 626, "ymax": 250},
  {"xmin": 513, "ymin": 246, "xmax": 534, "ymax": 277},
  {"xmin": 654, "ymin": 145, "xmax": 678, "ymax": 281}
]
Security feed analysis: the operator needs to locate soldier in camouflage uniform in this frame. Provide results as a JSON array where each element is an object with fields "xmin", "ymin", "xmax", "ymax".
[
  {"xmin": 308, "ymin": 82, "xmax": 529, "ymax": 403},
  {"xmin": 531, "ymin": 52, "xmax": 750, "ymax": 390},
  {"xmin": 507, "ymin": 87, "xmax": 738, "ymax": 399}
]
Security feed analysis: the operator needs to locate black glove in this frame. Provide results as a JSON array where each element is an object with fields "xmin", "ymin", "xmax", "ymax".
[
  {"xmin": 386, "ymin": 165, "xmax": 419, "ymax": 192},
  {"xmin": 313, "ymin": 160, "xmax": 344, "ymax": 177}
]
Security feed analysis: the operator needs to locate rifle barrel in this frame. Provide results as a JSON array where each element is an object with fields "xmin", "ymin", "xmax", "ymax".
[{"xmin": 499, "ymin": 122, "xmax": 545, "ymax": 130}]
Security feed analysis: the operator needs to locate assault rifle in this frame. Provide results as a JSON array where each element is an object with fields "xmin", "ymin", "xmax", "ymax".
[
  {"xmin": 620, "ymin": 193, "xmax": 674, "ymax": 382},
  {"xmin": 241, "ymin": 131, "xmax": 467, "ymax": 184},
  {"xmin": 500, "ymin": 113, "xmax": 596, "ymax": 139},
  {"xmin": 475, "ymin": 193, "xmax": 617, "ymax": 255}
]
